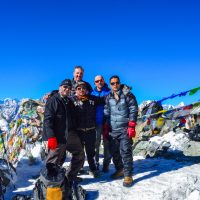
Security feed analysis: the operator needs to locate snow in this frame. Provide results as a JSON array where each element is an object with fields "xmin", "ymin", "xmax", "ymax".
[{"xmin": 4, "ymin": 143, "xmax": 200, "ymax": 200}]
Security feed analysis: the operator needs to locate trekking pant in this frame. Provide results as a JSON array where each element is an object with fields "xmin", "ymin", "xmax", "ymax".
[
  {"xmin": 109, "ymin": 130, "xmax": 133, "ymax": 177},
  {"xmin": 78, "ymin": 129, "xmax": 97, "ymax": 172},
  {"xmin": 45, "ymin": 131, "xmax": 85, "ymax": 181},
  {"xmin": 95, "ymin": 125, "xmax": 111, "ymax": 168},
  {"xmin": 103, "ymin": 138, "xmax": 112, "ymax": 168}
]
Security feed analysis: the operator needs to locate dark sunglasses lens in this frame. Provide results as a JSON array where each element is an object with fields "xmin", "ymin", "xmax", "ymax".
[
  {"xmin": 77, "ymin": 87, "xmax": 86, "ymax": 91},
  {"xmin": 111, "ymin": 82, "xmax": 119, "ymax": 85},
  {"xmin": 95, "ymin": 79, "xmax": 103, "ymax": 83},
  {"xmin": 63, "ymin": 85, "xmax": 71, "ymax": 89}
]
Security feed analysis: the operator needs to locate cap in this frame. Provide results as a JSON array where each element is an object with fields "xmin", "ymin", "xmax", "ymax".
[
  {"xmin": 74, "ymin": 81, "xmax": 86, "ymax": 89},
  {"xmin": 59, "ymin": 79, "xmax": 72, "ymax": 87}
]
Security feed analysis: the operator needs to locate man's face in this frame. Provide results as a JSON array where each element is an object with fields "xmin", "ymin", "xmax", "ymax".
[
  {"xmin": 59, "ymin": 85, "xmax": 71, "ymax": 97},
  {"xmin": 94, "ymin": 76, "xmax": 104, "ymax": 90},
  {"xmin": 110, "ymin": 78, "xmax": 120, "ymax": 92},
  {"xmin": 73, "ymin": 68, "xmax": 84, "ymax": 81},
  {"xmin": 75, "ymin": 84, "xmax": 87, "ymax": 97}
]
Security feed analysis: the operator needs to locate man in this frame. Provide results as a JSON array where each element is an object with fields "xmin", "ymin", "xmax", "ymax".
[
  {"xmin": 91, "ymin": 75, "xmax": 111, "ymax": 172},
  {"xmin": 71, "ymin": 81, "xmax": 104, "ymax": 178},
  {"xmin": 71, "ymin": 66, "xmax": 93, "ymax": 95},
  {"xmin": 104, "ymin": 75, "xmax": 138, "ymax": 187},
  {"xmin": 43, "ymin": 79, "xmax": 85, "ymax": 183}
]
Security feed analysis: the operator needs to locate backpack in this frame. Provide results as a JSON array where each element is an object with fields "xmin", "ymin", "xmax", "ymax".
[
  {"xmin": 33, "ymin": 163, "xmax": 86, "ymax": 200},
  {"xmin": 33, "ymin": 163, "xmax": 71, "ymax": 200}
]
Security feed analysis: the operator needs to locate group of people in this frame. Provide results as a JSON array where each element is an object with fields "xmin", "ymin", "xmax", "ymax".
[{"xmin": 42, "ymin": 65, "xmax": 138, "ymax": 188}]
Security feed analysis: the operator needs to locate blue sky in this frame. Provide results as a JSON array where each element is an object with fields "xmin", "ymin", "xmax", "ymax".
[{"xmin": 0, "ymin": 0, "xmax": 199, "ymax": 105}]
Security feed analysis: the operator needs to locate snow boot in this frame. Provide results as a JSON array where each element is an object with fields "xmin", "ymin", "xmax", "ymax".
[
  {"xmin": 110, "ymin": 169, "xmax": 124, "ymax": 179},
  {"xmin": 123, "ymin": 176, "xmax": 133, "ymax": 187}
]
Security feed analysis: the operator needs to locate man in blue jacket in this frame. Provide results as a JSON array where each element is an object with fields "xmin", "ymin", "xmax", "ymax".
[{"xmin": 91, "ymin": 75, "xmax": 111, "ymax": 172}]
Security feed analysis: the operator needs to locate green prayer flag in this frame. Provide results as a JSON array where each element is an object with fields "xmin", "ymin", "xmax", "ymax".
[{"xmin": 189, "ymin": 86, "xmax": 200, "ymax": 95}]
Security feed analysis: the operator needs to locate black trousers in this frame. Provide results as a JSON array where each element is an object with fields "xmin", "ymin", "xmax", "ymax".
[
  {"xmin": 45, "ymin": 131, "xmax": 85, "ymax": 181},
  {"xmin": 78, "ymin": 129, "xmax": 97, "ymax": 172},
  {"xmin": 109, "ymin": 130, "xmax": 133, "ymax": 177}
]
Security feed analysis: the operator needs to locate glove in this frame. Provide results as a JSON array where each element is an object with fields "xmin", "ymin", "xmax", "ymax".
[
  {"xmin": 103, "ymin": 123, "xmax": 110, "ymax": 140},
  {"xmin": 48, "ymin": 137, "xmax": 58, "ymax": 150},
  {"xmin": 127, "ymin": 121, "xmax": 136, "ymax": 139},
  {"xmin": 147, "ymin": 118, "xmax": 151, "ymax": 125}
]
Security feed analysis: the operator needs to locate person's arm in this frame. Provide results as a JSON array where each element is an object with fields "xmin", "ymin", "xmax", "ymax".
[
  {"xmin": 43, "ymin": 97, "xmax": 58, "ymax": 149},
  {"xmin": 127, "ymin": 93, "xmax": 138, "ymax": 122}
]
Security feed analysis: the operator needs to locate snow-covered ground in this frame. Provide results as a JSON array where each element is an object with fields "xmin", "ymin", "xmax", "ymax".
[{"xmin": 4, "ymin": 144, "xmax": 200, "ymax": 200}]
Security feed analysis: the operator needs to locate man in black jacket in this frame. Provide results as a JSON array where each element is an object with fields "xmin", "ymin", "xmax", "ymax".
[
  {"xmin": 71, "ymin": 81, "xmax": 104, "ymax": 178},
  {"xmin": 104, "ymin": 75, "xmax": 138, "ymax": 187},
  {"xmin": 43, "ymin": 79, "xmax": 85, "ymax": 182}
]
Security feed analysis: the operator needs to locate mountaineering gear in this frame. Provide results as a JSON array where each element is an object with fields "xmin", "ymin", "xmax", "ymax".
[
  {"xmin": 127, "ymin": 121, "xmax": 136, "ymax": 138},
  {"xmin": 110, "ymin": 169, "xmax": 124, "ymax": 179},
  {"xmin": 103, "ymin": 123, "xmax": 110, "ymax": 140},
  {"xmin": 123, "ymin": 176, "xmax": 133, "ymax": 187},
  {"xmin": 109, "ymin": 132, "xmax": 133, "ymax": 177},
  {"xmin": 104, "ymin": 87, "xmax": 138, "ymax": 133},
  {"xmin": 34, "ymin": 163, "xmax": 87, "ymax": 200},
  {"xmin": 91, "ymin": 84, "xmax": 110, "ymax": 125},
  {"xmin": 33, "ymin": 164, "xmax": 70, "ymax": 200},
  {"xmin": 71, "ymin": 95, "xmax": 104, "ymax": 130},
  {"xmin": 48, "ymin": 137, "xmax": 58, "ymax": 150},
  {"xmin": 78, "ymin": 130, "xmax": 97, "ymax": 172},
  {"xmin": 43, "ymin": 92, "xmax": 76, "ymax": 144},
  {"xmin": 45, "ymin": 131, "xmax": 85, "ymax": 181},
  {"xmin": 104, "ymin": 84, "xmax": 138, "ymax": 180},
  {"xmin": 91, "ymin": 84, "xmax": 111, "ymax": 173},
  {"xmin": 71, "ymin": 94, "xmax": 104, "ymax": 173},
  {"xmin": 102, "ymin": 137, "xmax": 112, "ymax": 170}
]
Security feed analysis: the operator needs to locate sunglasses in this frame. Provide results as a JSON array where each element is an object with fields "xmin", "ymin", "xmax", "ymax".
[
  {"xmin": 62, "ymin": 85, "xmax": 71, "ymax": 89},
  {"xmin": 110, "ymin": 82, "xmax": 120, "ymax": 86},
  {"xmin": 95, "ymin": 79, "xmax": 103, "ymax": 83},
  {"xmin": 76, "ymin": 87, "xmax": 87, "ymax": 91}
]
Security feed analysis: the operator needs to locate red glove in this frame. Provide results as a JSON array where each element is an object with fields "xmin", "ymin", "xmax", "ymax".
[
  {"xmin": 127, "ymin": 121, "xmax": 136, "ymax": 139},
  {"xmin": 147, "ymin": 118, "xmax": 151, "ymax": 125},
  {"xmin": 48, "ymin": 137, "xmax": 58, "ymax": 150},
  {"xmin": 103, "ymin": 123, "xmax": 110, "ymax": 140}
]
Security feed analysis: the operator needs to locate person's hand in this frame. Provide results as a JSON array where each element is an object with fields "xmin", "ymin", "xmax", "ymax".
[
  {"xmin": 48, "ymin": 137, "xmax": 58, "ymax": 150},
  {"xmin": 127, "ymin": 121, "xmax": 136, "ymax": 139},
  {"xmin": 103, "ymin": 123, "xmax": 110, "ymax": 140}
]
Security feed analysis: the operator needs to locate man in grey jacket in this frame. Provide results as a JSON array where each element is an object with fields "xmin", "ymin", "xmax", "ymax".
[{"xmin": 104, "ymin": 75, "xmax": 138, "ymax": 187}]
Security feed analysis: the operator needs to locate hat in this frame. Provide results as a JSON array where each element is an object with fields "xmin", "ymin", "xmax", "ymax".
[
  {"xmin": 74, "ymin": 81, "xmax": 86, "ymax": 89},
  {"xmin": 59, "ymin": 79, "xmax": 72, "ymax": 87}
]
